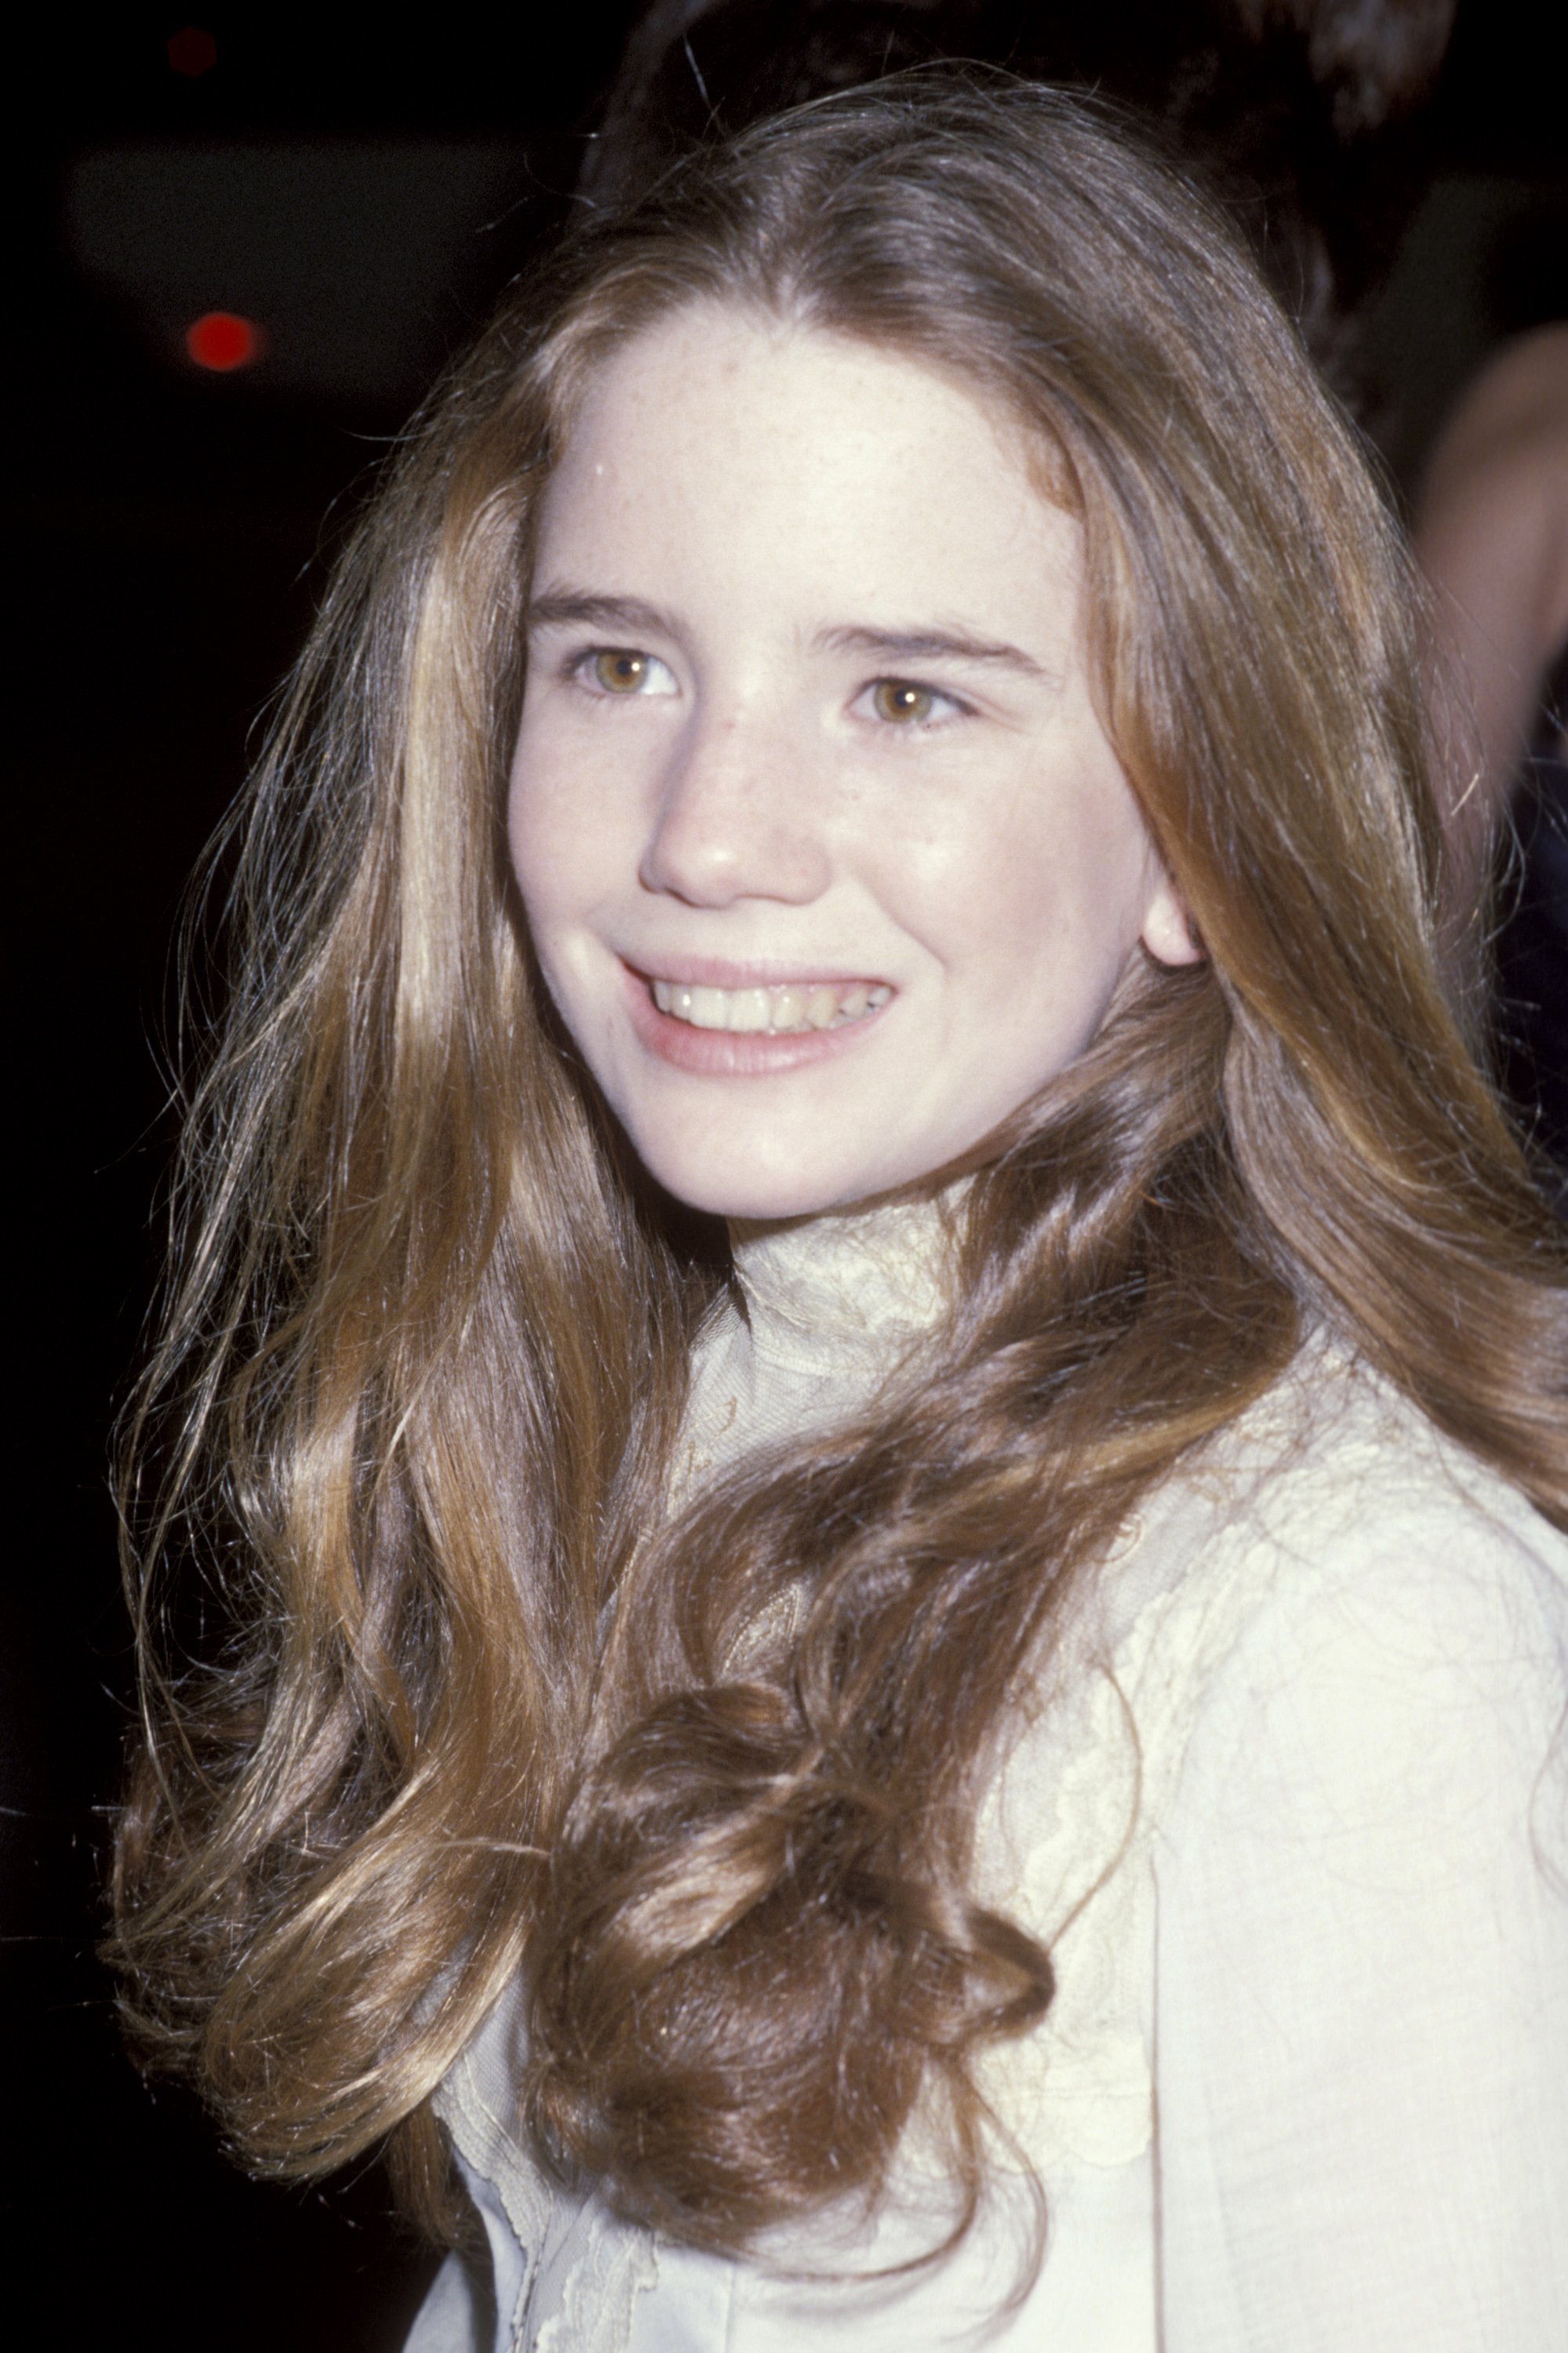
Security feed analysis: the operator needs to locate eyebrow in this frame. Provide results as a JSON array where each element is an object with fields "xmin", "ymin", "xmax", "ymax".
[
  {"xmin": 526, "ymin": 589, "xmax": 683, "ymax": 640},
  {"xmin": 814, "ymin": 623, "xmax": 1057, "ymax": 684},
  {"xmin": 526, "ymin": 587, "xmax": 1058, "ymax": 687}
]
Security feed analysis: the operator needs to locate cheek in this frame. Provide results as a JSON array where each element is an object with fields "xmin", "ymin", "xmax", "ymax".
[
  {"xmin": 888, "ymin": 755, "xmax": 1155, "ymax": 1020},
  {"xmin": 507, "ymin": 721, "xmax": 585, "ymax": 933},
  {"xmin": 507, "ymin": 757, "xmax": 609, "ymax": 1058},
  {"xmin": 505, "ymin": 764, "xmax": 548, "ymax": 912}
]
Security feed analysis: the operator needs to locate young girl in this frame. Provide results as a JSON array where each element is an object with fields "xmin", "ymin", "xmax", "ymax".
[{"xmin": 113, "ymin": 75, "xmax": 1568, "ymax": 2351}]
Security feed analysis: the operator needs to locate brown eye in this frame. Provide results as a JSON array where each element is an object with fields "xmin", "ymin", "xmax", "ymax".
[
  {"xmin": 871, "ymin": 678, "xmax": 937, "ymax": 724},
  {"xmin": 591, "ymin": 649, "xmax": 650, "ymax": 693}
]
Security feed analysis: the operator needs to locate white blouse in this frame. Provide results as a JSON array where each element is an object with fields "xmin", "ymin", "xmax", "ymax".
[{"xmin": 406, "ymin": 1204, "xmax": 1568, "ymax": 2352}]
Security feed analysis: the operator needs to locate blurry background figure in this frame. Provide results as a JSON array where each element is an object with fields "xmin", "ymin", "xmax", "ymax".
[
  {"xmin": 583, "ymin": 0, "xmax": 1459, "ymax": 403},
  {"xmin": 1418, "ymin": 325, "xmax": 1568, "ymax": 1202}
]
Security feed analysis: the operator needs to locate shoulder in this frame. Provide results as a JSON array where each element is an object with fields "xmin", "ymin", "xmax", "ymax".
[
  {"xmin": 1421, "ymin": 325, "xmax": 1568, "ymax": 500},
  {"xmin": 1142, "ymin": 1351, "xmax": 1568, "ymax": 1867},
  {"xmin": 1142, "ymin": 1360, "xmax": 1568, "ymax": 2351},
  {"xmin": 1419, "ymin": 323, "xmax": 1568, "ymax": 569},
  {"xmin": 1145, "ymin": 1343, "xmax": 1567, "ymax": 1638},
  {"xmin": 1417, "ymin": 325, "xmax": 1568, "ymax": 678},
  {"xmin": 1213, "ymin": 1354, "xmax": 1565, "ymax": 1657},
  {"xmin": 978, "ymin": 1355, "xmax": 1567, "ymax": 2191}
]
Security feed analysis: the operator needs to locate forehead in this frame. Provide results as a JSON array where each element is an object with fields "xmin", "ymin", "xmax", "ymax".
[{"xmin": 536, "ymin": 305, "xmax": 1082, "ymax": 625}]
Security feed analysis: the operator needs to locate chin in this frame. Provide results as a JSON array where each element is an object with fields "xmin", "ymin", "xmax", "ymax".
[
  {"xmin": 662, "ymin": 1173, "xmax": 852, "ymax": 1223},
  {"xmin": 639, "ymin": 1144, "xmax": 879, "ymax": 1225}
]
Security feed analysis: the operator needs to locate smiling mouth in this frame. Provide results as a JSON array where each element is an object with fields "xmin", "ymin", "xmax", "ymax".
[{"xmin": 649, "ymin": 977, "xmax": 893, "ymax": 1035}]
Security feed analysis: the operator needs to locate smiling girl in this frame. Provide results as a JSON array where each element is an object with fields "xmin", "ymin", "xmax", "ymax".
[{"xmin": 113, "ymin": 75, "xmax": 1567, "ymax": 2353}]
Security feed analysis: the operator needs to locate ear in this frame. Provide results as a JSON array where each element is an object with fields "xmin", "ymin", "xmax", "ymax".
[{"xmin": 1140, "ymin": 872, "xmax": 1204, "ymax": 967}]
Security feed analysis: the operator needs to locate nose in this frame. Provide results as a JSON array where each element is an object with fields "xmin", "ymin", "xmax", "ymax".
[{"xmin": 638, "ymin": 707, "xmax": 831, "ymax": 908}]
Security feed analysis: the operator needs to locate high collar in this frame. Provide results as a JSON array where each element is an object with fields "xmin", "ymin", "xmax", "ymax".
[{"xmin": 726, "ymin": 1193, "xmax": 957, "ymax": 1381}]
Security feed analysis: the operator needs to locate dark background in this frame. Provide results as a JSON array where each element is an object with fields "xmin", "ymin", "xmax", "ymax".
[{"xmin": 5, "ymin": 11, "xmax": 1563, "ymax": 2347}]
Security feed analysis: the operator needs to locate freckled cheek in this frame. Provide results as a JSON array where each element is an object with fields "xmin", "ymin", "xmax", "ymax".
[
  {"xmin": 508, "ymin": 772, "xmax": 585, "ymax": 944},
  {"xmin": 504, "ymin": 765, "xmax": 546, "ymax": 904},
  {"xmin": 509, "ymin": 717, "xmax": 592, "ymax": 875},
  {"xmin": 871, "ymin": 809, "xmax": 1064, "ymax": 994}
]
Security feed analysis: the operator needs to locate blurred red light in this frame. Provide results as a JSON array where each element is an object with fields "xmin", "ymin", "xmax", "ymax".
[
  {"xmin": 167, "ymin": 27, "xmax": 217, "ymax": 77},
  {"xmin": 185, "ymin": 312, "xmax": 264, "ymax": 372}
]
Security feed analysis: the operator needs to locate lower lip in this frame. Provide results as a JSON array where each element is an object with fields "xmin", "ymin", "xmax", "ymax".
[{"xmin": 622, "ymin": 966, "xmax": 893, "ymax": 1076}]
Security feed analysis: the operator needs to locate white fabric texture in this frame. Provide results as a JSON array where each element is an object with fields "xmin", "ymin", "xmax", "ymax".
[{"xmin": 413, "ymin": 1201, "xmax": 1568, "ymax": 2351}]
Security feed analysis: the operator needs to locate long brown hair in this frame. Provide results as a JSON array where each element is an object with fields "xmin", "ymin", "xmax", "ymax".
[{"xmin": 111, "ymin": 71, "xmax": 1566, "ymax": 2258}]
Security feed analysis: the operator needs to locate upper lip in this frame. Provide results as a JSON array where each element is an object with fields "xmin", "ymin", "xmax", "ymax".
[{"xmin": 621, "ymin": 953, "xmax": 893, "ymax": 989}]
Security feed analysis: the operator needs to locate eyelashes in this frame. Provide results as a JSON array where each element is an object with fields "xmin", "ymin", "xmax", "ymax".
[
  {"xmin": 569, "ymin": 647, "xmax": 679, "ymax": 697},
  {"xmin": 853, "ymin": 678, "xmax": 969, "ymax": 729},
  {"xmin": 560, "ymin": 645, "xmax": 973, "ymax": 731}
]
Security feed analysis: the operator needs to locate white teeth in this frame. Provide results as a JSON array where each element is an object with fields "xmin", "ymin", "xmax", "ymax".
[
  {"xmin": 728, "ymin": 988, "xmax": 773, "ymax": 1033},
  {"xmin": 649, "ymin": 976, "xmax": 892, "ymax": 1035},
  {"xmin": 685, "ymin": 986, "xmax": 729, "ymax": 1030}
]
